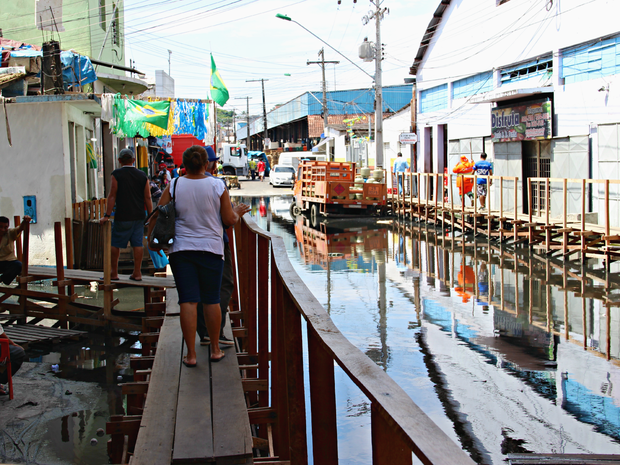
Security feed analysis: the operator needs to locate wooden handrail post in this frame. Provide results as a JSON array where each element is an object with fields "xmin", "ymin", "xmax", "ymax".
[
  {"xmin": 18, "ymin": 217, "xmax": 29, "ymax": 323},
  {"xmin": 103, "ymin": 220, "xmax": 112, "ymax": 320},
  {"xmin": 270, "ymin": 256, "xmax": 289, "ymax": 458},
  {"xmin": 371, "ymin": 403, "xmax": 413, "ymax": 465},
  {"xmin": 247, "ymin": 226, "xmax": 258, "ymax": 405},
  {"xmin": 308, "ymin": 327, "xmax": 338, "ymax": 465},
  {"xmin": 54, "ymin": 222, "xmax": 67, "ymax": 327},
  {"xmin": 605, "ymin": 179, "xmax": 610, "ymax": 269},
  {"xmin": 64, "ymin": 217, "xmax": 74, "ymax": 297},
  {"xmin": 13, "ymin": 216, "xmax": 22, "ymax": 262},
  {"xmin": 581, "ymin": 179, "xmax": 586, "ymax": 262},
  {"xmin": 257, "ymin": 235, "xmax": 270, "ymax": 408}
]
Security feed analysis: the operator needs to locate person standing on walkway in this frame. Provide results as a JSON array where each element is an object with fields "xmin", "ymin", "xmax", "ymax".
[
  {"xmin": 257, "ymin": 159, "xmax": 266, "ymax": 182},
  {"xmin": 151, "ymin": 145, "xmax": 242, "ymax": 366},
  {"xmin": 0, "ymin": 322, "xmax": 25, "ymax": 396},
  {"xmin": 453, "ymin": 155, "xmax": 475, "ymax": 206},
  {"xmin": 474, "ymin": 153, "xmax": 493, "ymax": 210},
  {"xmin": 0, "ymin": 215, "xmax": 31, "ymax": 285},
  {"xmin": 392, "ymin": 152, "xmax": 409, "ymax": 195},
  {"xmin": 101, "ymin": 148, "xmax": 153, "ymax": 281},
  {"xmin": 197, "ymin": 147, "xmax": 250, "ymax": 349}
]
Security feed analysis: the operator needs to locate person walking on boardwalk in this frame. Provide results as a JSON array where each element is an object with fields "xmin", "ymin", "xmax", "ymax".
[
  {"xmin": 197, "ymin": 147, "xmax": 250, "ymax": 349},
  {"xmin": 150, "ymin": 145, "xmax": 243, "ymax": 366},
  {"xmin": 100, "ymin": 148, "xmax": 153, "ymax": 281},
  {"xmin": 0, "ymin": 215, "xmax": 31, "ymax": 286},
  {"xmin": 453, "ymin": 155, "xmax": 475, "ymax": 206},
  {"xmin": 392, "ymin": 152, "xmax": 409, "ymax": 195},
  {"xmin": 0, "ymin": 322, "xmax": 25, "ymax": 396},
  {"xmin": 474, "ymin": 153, "xmax": 493, "ymax": 210}
]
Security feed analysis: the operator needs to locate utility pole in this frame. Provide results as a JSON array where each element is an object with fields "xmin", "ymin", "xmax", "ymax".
[
  {"xmin": 362, "ymin": 1, "xmax": 388, "ymax": 168},
  {"xmin": 235, "ymin": 96, "xmax": 252, "ymax": 149},
  {"xmin": 247, "ymin": 79, "xmax": 269, "ymax": 150},
  {"xmin": 168, "ymin": 49, "xmax": 172, "ymax": 76},
  {"xmin": 307, "ymin": 48, "xmax": 339, "ymax": 160}
]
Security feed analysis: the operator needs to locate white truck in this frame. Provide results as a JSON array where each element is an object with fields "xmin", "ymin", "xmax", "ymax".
[
  {"xmin": 219, "ymin": 143, "xmax": 249, "ymax": 177},
  {"xmin": 279, "ymin": 152, "xmax": 326, "ymax": 170}
]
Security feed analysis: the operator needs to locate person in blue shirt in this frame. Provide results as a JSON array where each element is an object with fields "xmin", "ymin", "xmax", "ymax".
[
  {"xmin": 392, "ymin": 152, "xmax": 410, "ymax": 195},
  {"xmin": 473, "ymin": 153, "xmax": 493, "ymax": 210}
]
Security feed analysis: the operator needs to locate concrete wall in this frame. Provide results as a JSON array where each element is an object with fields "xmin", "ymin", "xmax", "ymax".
[
  {"xmin": 0, "ymin": 0, "xmax": 125, "ymax": 74},
  {"xmin": 0, "ymin": 102, "xmax": 97, "ymax": 264}
]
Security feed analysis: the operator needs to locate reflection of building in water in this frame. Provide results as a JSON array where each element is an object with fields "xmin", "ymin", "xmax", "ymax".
[{"xmin": 388, "ymin": 220, "xmax": 620, "ymax": 447}]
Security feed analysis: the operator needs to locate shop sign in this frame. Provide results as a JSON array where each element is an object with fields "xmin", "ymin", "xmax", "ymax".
[
  {"xmin": 491, "ymin": 100, "xmax": 552, "ymax": 142},
  {"xmin": 399, "ymin": 133, "xmax": 418, "ymax": 144}
]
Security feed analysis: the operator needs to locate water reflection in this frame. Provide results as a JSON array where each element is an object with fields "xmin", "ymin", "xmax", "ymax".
[{"xmin": 244, "ymin": 195, "xmax": 620, "ymax": 463}]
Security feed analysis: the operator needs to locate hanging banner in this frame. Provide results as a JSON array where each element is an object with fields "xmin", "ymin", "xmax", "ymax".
[
  {"xmin": 125, "ymin": 99, "xmax": 171, "ymax": 129},
  {"xmin": 491, "ymin": 99, "xmax": 552, "ymax": 142}
]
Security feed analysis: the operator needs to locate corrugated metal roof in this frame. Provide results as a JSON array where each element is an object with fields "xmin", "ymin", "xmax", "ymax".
[
  {"xmin": 410, "ymin": 0, "xmax": 452, "ymax": 76},
  {"xmin": 264, "ymin": 84, "xmax": 412, "ymax": 133}
]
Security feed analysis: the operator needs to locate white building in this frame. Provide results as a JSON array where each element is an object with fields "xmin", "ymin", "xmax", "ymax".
[{"xmin": 412, "ymin": 0, "xmax": 620, "ymax": 222}]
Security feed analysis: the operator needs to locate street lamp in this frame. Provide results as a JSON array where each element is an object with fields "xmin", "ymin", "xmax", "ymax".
[
  {"xmin": 276, "ymin": 14, "xmax": 373, "ymax": 80},
  {"xmin": 276, "ymin": 12, "xmax": 384, "ymax": 167}
]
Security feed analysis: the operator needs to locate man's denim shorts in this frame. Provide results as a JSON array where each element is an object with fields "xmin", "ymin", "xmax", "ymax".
[
  {"xmin": 111, "ymin": 220, "xmax": 145, "ymax": 248},
  {"xmin": 169, "ymin": 251, "xmax": 224, "ymax": 305}
]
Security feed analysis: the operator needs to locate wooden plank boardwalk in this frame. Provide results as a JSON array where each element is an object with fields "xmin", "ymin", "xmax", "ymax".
[
  {"xmin": 0, "ymin": 323, "xmax": 86, "ymax": 349},
  {"xmin": 111, "ymin": 289, "xmax": 253, "ymax": 465},
  {"xmin": 389, "ymin": 173, "xmax": 620, "ymax": 266}
]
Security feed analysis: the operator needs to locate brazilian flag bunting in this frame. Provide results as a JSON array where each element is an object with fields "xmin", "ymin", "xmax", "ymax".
[
  {"xmin": 210, "ymin": 54, "xmax": 229, "ymax": 107},
  {"xmin": 125, "ymin": 99, "xmax": 171, "ymax": 130}
]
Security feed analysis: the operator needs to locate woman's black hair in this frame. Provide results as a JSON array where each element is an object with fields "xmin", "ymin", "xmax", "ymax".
[{"xmin": 182, "ymin": 146, "xmax": 208, "ymax": 174}]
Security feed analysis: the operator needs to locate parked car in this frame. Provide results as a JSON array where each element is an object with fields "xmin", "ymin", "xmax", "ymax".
[{"xmin": 269, "ymin": 164, "xmax": 296, "ymax": 187}]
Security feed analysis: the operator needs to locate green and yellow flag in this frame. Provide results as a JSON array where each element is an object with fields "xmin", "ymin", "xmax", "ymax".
[
  {"xmin": 86, "ymin": 142, "xmax": 97, "ymax": 169},
  {"xmin": 210, "ymin": 54, "xmax": 229, "ymax": 107},
  {"xmin": 125, "ymin": 99, "xmax": 171, "ymax": 129}
]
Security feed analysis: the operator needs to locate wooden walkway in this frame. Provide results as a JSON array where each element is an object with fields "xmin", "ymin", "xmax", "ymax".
[
  {"xmin": 108, "ymin": 290, "xmax": 253, "ymax": 465},
  {"xmin": 389, "ymin": 173, "xmax": 620, "ymax": 265},
  {"xmin": 0, "ymin": 323, "xmax": 86, "ymax": 349}
]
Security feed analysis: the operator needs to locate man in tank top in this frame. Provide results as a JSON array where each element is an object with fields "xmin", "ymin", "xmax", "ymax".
[{"xmin": 100, "ymin": 148, "xmax": 153, "ymax": 281}]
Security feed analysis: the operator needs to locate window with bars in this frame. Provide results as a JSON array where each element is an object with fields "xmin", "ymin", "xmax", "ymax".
[
  {"xmin": 500, "ymin": 57, "xmax": 553, "ymax": 86},
  {"xmin": 112, "ymin": 4, "xmax": 121, "ymax": 47},
  {"xmin": 99, "ymin": 0, "xmax": 106, "ymax": 30},
  {"xmin": 420, "ymin": 84, "xmax": 448, "ymax": 113},
  {"xmin": 452, "ymin": 72, "xmax": 493, "ymax": 100},
  {"xmin": 562, "ymin": 35, "xmax": 620, "ymax": 84}
]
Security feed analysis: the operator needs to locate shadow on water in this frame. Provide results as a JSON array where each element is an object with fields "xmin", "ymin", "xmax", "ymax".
[{"xmin": 245, "ymin": 195, "xmax": 620, "ymax": 463}]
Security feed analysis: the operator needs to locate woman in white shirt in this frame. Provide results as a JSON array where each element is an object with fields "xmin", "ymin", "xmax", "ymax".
[{"xmin": 151, "ymin": 146, "xmax": 242, "ymax": 367}]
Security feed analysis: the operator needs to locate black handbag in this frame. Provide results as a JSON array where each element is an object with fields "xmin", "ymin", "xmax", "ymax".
[{"xmin": 145, "ymin": 178, "xmax": 177, "ymax": 250}]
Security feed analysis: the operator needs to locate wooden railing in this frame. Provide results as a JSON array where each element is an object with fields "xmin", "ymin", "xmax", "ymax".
[{"xmin": 235, "ymin": 216, "xmax": 475, "ymax": 464}]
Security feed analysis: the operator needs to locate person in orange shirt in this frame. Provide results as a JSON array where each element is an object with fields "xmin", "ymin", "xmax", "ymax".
[{"xmin": 453, "ymin": 156, "xmax": 474, "ymax": 206}]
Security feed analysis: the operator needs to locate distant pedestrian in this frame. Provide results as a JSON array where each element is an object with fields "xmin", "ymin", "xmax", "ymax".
[
  {"xmin": 392, "ymin": 152, "xmax": 409, "ymax": 195},
  {"xmin": 0, "ymin": 215, "xmax": 31, "ymax": 285},
  {"xmin": 453, "ymin": 155, "xmax": 475, "ymax": 206},
  {"xmin": 474, "ymin": 153, "xmax": 493, "ymax": 210},
  {"xmin": 172, "ymin": 164, "xmax": 180, "ymax": 179},
  {"xmin": 100, "ymin": 148, "xmax": 153, "ymax": 281},
  {"xmin": 257, "ymin": 160, "xmax": 266, "ymax": 182},
  {"xmin": 249, "ymin": 159, "xmax": 257, "ymax": 180},
  {"xmin": 149, "ymin": 177, "xmax": 162, "ymax": 206}
]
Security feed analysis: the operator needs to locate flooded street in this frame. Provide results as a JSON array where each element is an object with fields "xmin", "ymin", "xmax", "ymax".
[
  {"xmin": 1, "ymin": 285, "xmax": 142, "ymax": 465},
  {"xmin": 244, "ymin": 195, "xmax": 620, "ymax": 464}
]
